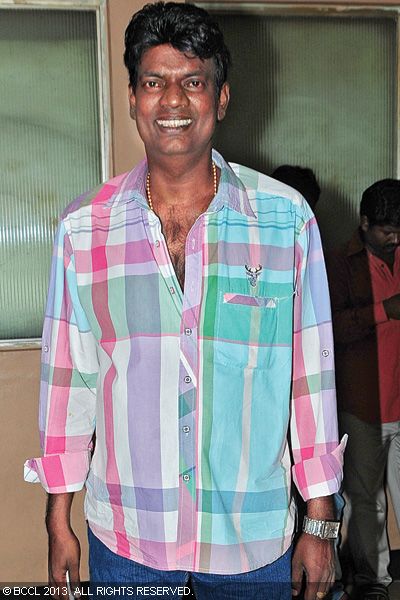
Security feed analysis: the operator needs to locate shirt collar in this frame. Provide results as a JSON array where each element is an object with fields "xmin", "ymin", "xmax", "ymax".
[
  {"xmin": 106, "ymin": 149, "xmax": 256, "ymax": 219},
  {"xmin": 104, "ymin": 158, "xmax": 148, "ymax": 209},
  {"xmin": 210, "ymin": 149, "xmax": 256, "ymax": 218}
]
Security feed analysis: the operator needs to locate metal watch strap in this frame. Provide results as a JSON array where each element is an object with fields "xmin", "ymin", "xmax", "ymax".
[{"xmin": 302, "ymin": 515, "xmax": 340, "ymax": 539}]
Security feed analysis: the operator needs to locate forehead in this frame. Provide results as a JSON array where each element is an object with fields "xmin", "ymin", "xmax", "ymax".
[
  {"xmin": 138, "ymin": 43, "xmax": 215, "ymax": 78},
  {"xmin": 371, "ymin": 223, "xmax": 400, "ymax": 234}
]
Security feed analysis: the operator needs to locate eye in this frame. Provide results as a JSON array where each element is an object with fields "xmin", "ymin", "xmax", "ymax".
[
  {"xmin": 143, "ymin": 80, "xmax": 162, "ymax": 89},
  {"xmin": 185, "ymin": 79, "xmax": 204, "ymax": 89}
]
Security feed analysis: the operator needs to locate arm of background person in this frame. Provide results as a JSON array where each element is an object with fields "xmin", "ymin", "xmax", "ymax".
[
  {"xmin": 383, "ymin": 293, "xmax": 400, "ymax": 320},
  {"xmin": 24, "ymin": 218, "xmax": 98, "ymax": 593},
  {"xmin": 289, "ymin": 208, "xmax": 346, "ymax": 600},
  {"xmin": 326, "ymin": 251, "xmax": 389, "ymax": 344}
]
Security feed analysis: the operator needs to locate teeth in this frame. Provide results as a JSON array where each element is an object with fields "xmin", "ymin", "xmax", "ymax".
[{"xmin": 157, "ymin": 119, "xmax": 192, "ymax": 128}]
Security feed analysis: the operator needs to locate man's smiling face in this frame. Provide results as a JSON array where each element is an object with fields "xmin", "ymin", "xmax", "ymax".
[{"xmin": 128, "ymin": 43, "xmax": 229, "ymax": 161}]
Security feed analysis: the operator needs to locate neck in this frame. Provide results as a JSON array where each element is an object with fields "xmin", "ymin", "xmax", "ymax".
[
  {"xmin": 364, "ymin": 241, "xmax": 396, "ymax": 267},
  {"xmin": 146, "ymin": 153, "xmax": 218, "ymax": 211}
]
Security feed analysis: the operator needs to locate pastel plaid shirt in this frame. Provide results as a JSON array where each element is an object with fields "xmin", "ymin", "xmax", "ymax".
[{"xmin": 25, "ymin": 150, "xmax": 345, "ymax": 574}]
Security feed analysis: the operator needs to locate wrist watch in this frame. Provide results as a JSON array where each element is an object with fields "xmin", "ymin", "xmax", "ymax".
[{"xmin": 302, "ymin": 515, "xmax": 340, "ymax": 539}]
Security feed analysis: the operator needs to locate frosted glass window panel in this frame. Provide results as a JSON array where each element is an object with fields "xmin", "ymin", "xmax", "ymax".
[
  {"xmin": 0, "ymin": 9, "xmax": 101, "ymax": 340},
  {"xmin": 214, "ymin": 15, "xmax": 396, "ymax": 249}
]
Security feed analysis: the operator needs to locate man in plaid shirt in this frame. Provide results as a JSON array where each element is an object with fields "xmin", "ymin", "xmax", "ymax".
[{"xmin": 25, "ymin": 3, "xmax": 346, "ymax": 598}]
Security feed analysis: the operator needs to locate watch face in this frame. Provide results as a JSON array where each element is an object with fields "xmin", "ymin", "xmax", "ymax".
[{"xmin": 323, "ymin": 521, "xmax": 340, "ymax": 538}]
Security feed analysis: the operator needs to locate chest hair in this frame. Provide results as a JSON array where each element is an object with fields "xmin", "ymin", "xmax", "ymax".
[{"xmin": 159, "ymin": 206, "xmax": 200, "ymax": 291}]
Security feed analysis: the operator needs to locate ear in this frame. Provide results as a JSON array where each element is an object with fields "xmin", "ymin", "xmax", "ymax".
[
  {"xmin": 360, "ymin": 215, "xmax": 369, "ymax": 233},
  {"xmin": 128, "ymin": 85, "xmax": 136, "ymax": 120},
  {"xmin": 217, "ymin": 82, "xmax": 230, "ymax": 122}
]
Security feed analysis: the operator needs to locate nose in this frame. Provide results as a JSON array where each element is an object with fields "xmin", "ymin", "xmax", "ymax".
[
  {"xmin": 388, "ymin": 232, "xmax": 400, "ymax": 246},
  {"xmin": 160, "ymin": 82, "xmax": 189, "ymax": 108}
]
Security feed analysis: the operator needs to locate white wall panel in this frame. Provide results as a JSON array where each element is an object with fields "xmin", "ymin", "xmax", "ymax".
[
  {"xmin": 214, "ymin": 14, "xmax": 396, "ymax": 249},
  {"xmin": 0, "ymin": 8, "xmax": 101, "ymax": 339}
]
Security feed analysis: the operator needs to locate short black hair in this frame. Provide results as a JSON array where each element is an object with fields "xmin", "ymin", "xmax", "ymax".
[
  {"xmin": 271, "ymin": 165, "xmax": 321, "ymax": 211},
  {"xmin": 124, "ymin": 2, "xmax": 231, "ymax": 96},
  {"xmin": 360, "ymin": 179, "xmax": 400, "ymax": 227}
]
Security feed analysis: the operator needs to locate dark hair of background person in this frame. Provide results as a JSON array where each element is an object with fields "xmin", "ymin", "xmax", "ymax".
[
  {"xmin": 271, "ymin": 165, "xmax": 321, "ymax": 211},
  {"xmin": 124, "ymin": 1, "xmax": 231, "ymax": 96},
  {"xmin": 360, "ymin": 179, "xmax": 400, "ymax": 227}
]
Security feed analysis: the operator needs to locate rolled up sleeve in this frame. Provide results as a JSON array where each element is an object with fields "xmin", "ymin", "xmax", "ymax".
[
  {"xmin": 24, "ymin": 219, "xmax": 98, "ymax": 493},
  {"xmin": 290, "ymin": 211, "xmax": 347, "ymax": 501}
]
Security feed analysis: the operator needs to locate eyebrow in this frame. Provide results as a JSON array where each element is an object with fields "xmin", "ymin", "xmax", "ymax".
[{"xmin": 140, "ymin": 70, "xmax": 208, "ymax": 79}]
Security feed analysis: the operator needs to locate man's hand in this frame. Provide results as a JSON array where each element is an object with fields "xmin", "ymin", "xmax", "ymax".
[
  {"xmin": 46, "ymin": 493, "xmax": 80, "ymax": 598},
  {"xmin": 383, "ymin": 293, "xmax": 400, "ymax": 320},
  {"xmin": 292, "ymin": 496, "xmax": 336, "ymax": 599},
  {"xmin": 48, "ymin": 527, "xmax": 81, "ymax": 598},
  {"xmin": 291, "ymin": 533, "xmax": 335, "ymax": 600}
]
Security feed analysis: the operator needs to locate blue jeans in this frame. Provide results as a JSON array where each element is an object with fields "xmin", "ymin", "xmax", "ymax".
[{"xmin": 88, "ymin": 528, "xmax": 292, "ymax": 599}]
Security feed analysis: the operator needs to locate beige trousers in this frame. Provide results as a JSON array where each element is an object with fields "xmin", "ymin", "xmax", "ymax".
[{"xmin": 339, "ymin": 412, "xmax": 400, "ymax": 587}]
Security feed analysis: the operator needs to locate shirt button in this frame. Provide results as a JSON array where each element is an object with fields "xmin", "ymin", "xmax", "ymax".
[
  {"xmin": 155, "ymin": 240, "xmax": 160, "ymax": 247},
  {"xmin": 43, "ymin": 345, "xmax": 49, "ymax": 353},
  {"xmin": 322, "ymin": 349, "xmax": 330, "ymax": 357},
  {"xmin": 185, "ymin": 328, "xmax": 192, "ymax": 336},
  {"xmin": 184, "ymin": 376, "xmax": 192, "ymax": 384},
  {"xmin": 183, "ymin": 474, "xmax": 190, "ymax": 482},
  {"xmin": 182, "ymin": 426, "xmax": 190, "ymax": 433},
  {"xmin": 170, "ymin": 286, "xmax": 175, "ymax": 295}
]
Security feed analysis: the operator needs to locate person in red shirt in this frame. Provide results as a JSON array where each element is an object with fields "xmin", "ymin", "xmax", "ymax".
[{"xmin": 327, "ymin": 179, "xmax": 400, "ymax": 600}]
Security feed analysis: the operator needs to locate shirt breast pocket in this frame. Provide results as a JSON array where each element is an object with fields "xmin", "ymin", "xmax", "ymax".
[{"xmin": 215, "ymin": 290, "xmax": 294, "ymax": 369}]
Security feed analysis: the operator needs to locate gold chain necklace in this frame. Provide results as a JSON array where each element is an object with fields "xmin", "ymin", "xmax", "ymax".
[{"xmin": 146, "ymin": 162, "xmax": 217, "ymax": 212}]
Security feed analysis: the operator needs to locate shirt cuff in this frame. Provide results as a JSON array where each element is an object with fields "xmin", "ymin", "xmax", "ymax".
[
  {"xmin": 292, "ymin": 434, "xmax": 348, "ymax": 501},
  {"xmin": 24, "ymin": 450, "xmax": 91, "ymax": 493},
  {"xmin": 374, "ymin": 301, "xmax": 388, "ymax": 325}
]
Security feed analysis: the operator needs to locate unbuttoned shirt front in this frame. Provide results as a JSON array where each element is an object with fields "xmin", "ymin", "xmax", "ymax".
[{"xmin": 25, "ymin": 150, "xmax": 345, "ymax": 575}]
